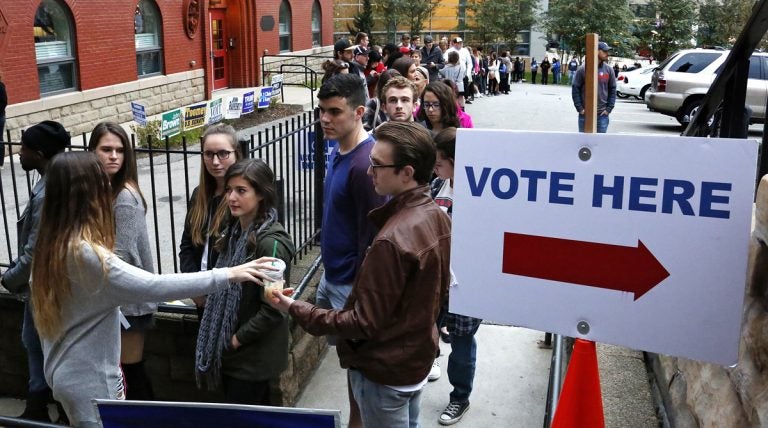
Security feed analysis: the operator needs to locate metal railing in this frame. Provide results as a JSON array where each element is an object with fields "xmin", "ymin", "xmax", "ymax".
[
  {"xmin": 260, "ymin": 54, "xmax": 329, "ymax": 110},
  {"xmin": 0, "ymin": 110, "xmax": 326, "ymax": 308}
]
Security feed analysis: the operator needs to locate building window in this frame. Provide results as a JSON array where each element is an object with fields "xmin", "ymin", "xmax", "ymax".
[
  {"xmin": 311, "ymin": 1, "xmax": 321, "ymax": 47},
  {"xmin": 279, "ymin": 0, "xmax": 292, "ymax": 53},
  {"xmin": 34, "ymin": 0, "xmax": 77, "ymax": 95},
  {"xmin": 135, "ymin": 0, "xmax": 163, "ymax": 77}
]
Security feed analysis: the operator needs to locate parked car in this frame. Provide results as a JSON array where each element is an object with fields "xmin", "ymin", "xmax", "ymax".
[
  {"xmin": 646, "ymin": 48, "xmax": 768, "ymax": 125},
  {"xmin": 617, "ymin": 65, "xmax": 656, "ymax": 100}
]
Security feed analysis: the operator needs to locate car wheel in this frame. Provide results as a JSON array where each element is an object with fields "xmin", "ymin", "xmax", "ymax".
[
  {"xmin": 617, "ymin": 92, "xmax": 629, "ymax": 99},
  {"xmin": 677, "ymin": 99, "xmax": 703, "ymax": 125},
  {"xmin": 639, "ymin": 85, "xmax": 650, "ymax": 101}
]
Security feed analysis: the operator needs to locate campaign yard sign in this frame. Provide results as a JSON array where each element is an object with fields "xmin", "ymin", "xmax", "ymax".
[
  {"xmin": 271, "ymin": 74, "xmax": 284, "ymax": 97},
  {"xmin": 208, "ymin": 98, "xmax": 224, "ymax": 125},
  {"xmin": 242, "ymin": 91, "xmax": 255, "ymax": 114},
  {"xmin": 160, "ymin": 109, "xmax": 182, "ymax": 138},
  {"xmin": 130, "ymin": 102, "xmax": 147, "ymax": 126},
  {"xmin": 225, "ymin": 95, "xmax": 242, "ymax": 119},
  {"xmin": 450, "ymin": 130, "xmax": 758, "ymax": 365},
  {"xmin": 259, "ymin": 87, "xmax": 273, "ymax": 109},
  {"xmin": 183, "ymin": 103, "xmax": 207, "ymax": 130}
]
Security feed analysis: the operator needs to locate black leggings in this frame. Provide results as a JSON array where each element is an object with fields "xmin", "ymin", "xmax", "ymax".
[{"xmin": 489, "ymin": 78, "xmax": 498, "ymax": 94}]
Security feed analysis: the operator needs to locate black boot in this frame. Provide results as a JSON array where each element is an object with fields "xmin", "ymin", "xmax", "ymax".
[
  {"xmin": 122, "ymin": 360, "xmax": 155, "ymax": 400},
  {"xmin": 18, "ymin": 389, "xmax": 52, "ymax": 422}
]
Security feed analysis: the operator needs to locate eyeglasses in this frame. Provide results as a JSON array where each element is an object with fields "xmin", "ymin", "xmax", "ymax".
[
  {"xmin": 368, "ymin": 155, "xmax": 399, "ymax": 170},
  {"xmin": 423, "ymin": 102, "xmax": 441, "ymax": 110},
  {"xmin": 203, "ymin": 150, "xmax": 235, "ymax": 161}
]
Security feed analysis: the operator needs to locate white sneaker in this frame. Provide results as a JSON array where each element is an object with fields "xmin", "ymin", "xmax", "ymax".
[{"xmin": 428, "ymin": 359, "xmax": 441, "ymax": 381}]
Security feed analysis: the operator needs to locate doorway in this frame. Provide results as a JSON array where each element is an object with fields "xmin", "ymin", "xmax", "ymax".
[{"xmin": 210, "ymin": 9, "xmax": 228, "ymax": 90}]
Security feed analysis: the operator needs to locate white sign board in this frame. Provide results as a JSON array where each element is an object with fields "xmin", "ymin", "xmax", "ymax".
[{"xmin": 451, "ymin": 130, "xmax": 758, "ymax": 365}]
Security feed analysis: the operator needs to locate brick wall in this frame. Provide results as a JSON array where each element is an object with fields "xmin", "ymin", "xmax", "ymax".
[{"xmin": 0, "ymin": 252, "xmax": 328, "ymax": 407}]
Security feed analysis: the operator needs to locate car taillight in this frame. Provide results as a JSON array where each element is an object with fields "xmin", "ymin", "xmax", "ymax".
[{"xmin": 657, "ymin": 79, "xmax": 666, "ymax": 92}]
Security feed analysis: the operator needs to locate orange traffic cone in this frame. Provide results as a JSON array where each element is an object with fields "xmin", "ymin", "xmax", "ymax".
[{"xmin": 551, "ymin": 339, "xmax": 605, "ymax": 428}]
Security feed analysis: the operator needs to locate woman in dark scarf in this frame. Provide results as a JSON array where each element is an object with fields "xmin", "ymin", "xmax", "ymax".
[{"xmin": 195, "ymin": 159, "xmax": 295, "ymax": 404}]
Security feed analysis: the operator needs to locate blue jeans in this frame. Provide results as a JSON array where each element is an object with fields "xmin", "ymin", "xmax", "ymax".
[
  {"xmin": 22, "ymin": 303, "xmax": 49, "ymax": 393},
  {"xmin": 348, "ymin": 369, "xmax": 421, "ymax": 428},
  {"xmin": 316, "ymin": 274, "xmax": 353, "ymax": 346},
  {"xmin": 448, "ymin": 327, "xmax": 479, "ymax": 403},
  {"xmin": 568, "ymin": 71, "xmax": 576, "ymax": 85},
  {"xmin": 578, "ymin": 114, "xmax": 610, "ymax": 133}
]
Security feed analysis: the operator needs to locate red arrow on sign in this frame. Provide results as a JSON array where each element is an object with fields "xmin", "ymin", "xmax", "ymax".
[{"xmin": 502, "ymin": 232, "xmax": 669, "ymax": 300}]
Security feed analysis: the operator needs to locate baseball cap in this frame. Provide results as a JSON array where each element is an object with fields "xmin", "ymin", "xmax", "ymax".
[
  {"xmin": 354, "ymin": 46, "xmax": 369, "ymax": 56},
  {"xmin": 334, "ymin": 38, "xmax": 354, "ymax": 52},
  {"xmin": 453, "ymin": 37, "xmax": 463, "ymax": 43},
  {"xmin": 424, "ymin": 35, "xmax": 433, "ymax": 43},
  {"xmin": 598, "ymin": 42, "xmax": 612, "ymax": 52}
]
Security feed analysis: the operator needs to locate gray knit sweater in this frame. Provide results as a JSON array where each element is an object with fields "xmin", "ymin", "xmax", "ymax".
[
  {"xmin": 114, "ymin": 187, "xmax": 157, "ymax": 317},
  {"xmin": 41, "ymin": 243, "xmax": 230, "ymax": 427}
]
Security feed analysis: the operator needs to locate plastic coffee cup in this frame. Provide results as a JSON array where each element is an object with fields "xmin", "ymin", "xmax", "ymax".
[{"xmin": 262, "ymin": 259, "xmax": 286, "ymax": 299}]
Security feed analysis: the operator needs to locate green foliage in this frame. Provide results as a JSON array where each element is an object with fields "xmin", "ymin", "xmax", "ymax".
[
  {"xmin": 348, "ymin": 0, "xmax": 375, "ymax": 43},
  {"xmin": 543, "ymin": 0, "xmax": 636, "ymax": 56},
  {"xmin": 130, "ymin": 120, "xmax": 204, "ymax": 149},
  {"xmin": 399, "ymin": 0, "xmax": 439, "ymax": 37},
  {"xmin": 467, "ymin": 0, "xmax": 538, "ymax": 50},
  {"xmin": 648, "ymin": 0, "xmax": 695, "ymax": 60},
  {"xmin": 374, "ymin": 0, "xmax": 406, "ymax": 42},
  {"xmin": 697, "ymin": 0, "xmax": 753, "ymax": 49}
]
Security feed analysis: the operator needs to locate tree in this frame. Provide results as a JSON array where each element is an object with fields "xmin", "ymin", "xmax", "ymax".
[
  {"xmin": 400, "ymin": 0, "xmax": 439, "ymax": 37},
  {"xmin": 373, "ymin": 0, "xmax": 408, "ymax": 43},
  {"xmin": 347, "ymin": 0, "xmax": 375, "ymax": 43},
  {"xmin": 697, "ymin": 0, "xmax": 754, "ymax": 48},
  {"xmin": 649, "ymin": 0, "xmax": 695, "ymax": 60},
  {"xmin": 543, "ymin": 0, "xmax": 636, "ymax": 57},
  {"xmin": 467, "ymin": 0, "xmax": 538, "ymax": 52}
]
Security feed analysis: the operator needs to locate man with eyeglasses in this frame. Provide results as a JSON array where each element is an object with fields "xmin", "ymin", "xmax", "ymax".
[
  {"xmin": 270, "ymin": 121, "xmax": 451, "ymax": 427},
  {"xmin": 314, "ymin": 73, "xmax": 386, "ymax": 427}
]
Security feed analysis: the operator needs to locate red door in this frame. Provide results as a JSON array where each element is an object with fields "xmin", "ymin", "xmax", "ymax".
[{"xmin": 210, "ymin": 10, "xmax": 228, "ymax": 90}]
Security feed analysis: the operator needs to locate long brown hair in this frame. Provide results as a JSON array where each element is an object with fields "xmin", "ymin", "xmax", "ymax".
[
  {"xmin": 32, "ymin": 152, "xmax": 115, "ymax": 339},
  {"xmin": 187, "ymin": 123, "xmax": 243, "ymax": 246},
  {"xmin": 417, "ymin": 81, "xmax": 460, "ymax": 129},
  {"xmin": 87, "ymin": 121, "xmax": 146, "ymax": 209}
]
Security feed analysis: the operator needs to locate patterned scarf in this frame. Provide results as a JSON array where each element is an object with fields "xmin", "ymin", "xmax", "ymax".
[{"xmin": 194, "ymin": 208, "xmax": 277, "ymax": 390}]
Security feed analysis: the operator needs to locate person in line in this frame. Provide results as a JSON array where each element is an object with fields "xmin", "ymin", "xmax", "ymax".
[
  {"xmin": 487, "ymin": 52, "xmax": 499, "ymax": 96},
  {"xmin": 417, "ymin": 82, "xmax": 463, "ymax": 134},
  {"xmin": 413, "ymin": 66, "xmax": 429, "ymax": 102},
  {"xmin": 430, "ymin": 127, "xmax": 483, "ymax": 425},
  {"xmin": 31, "ymin": 152, "xmax": 278, "ymax": 427},
  {"xmin": 179, "ymin": 124, "xmax": 244, "ymax": 320},
  {"xmin": 334, "ymin": 38, "xmax": 361, "ymax": 75},
  {"xmin": 410, "ymin": 49, "xmax": 422, "ymax": 65},
  {"xmin": 530, "ymin": 58, "xmax": 538, "ymax": 84},
  {"xmin": 196, "ymin": 159, "xmax": 295, "ymax": 405},
  {"xmin": 322, "ymin": 59, "xmax": 350, "ymax": 84},
  {"xmin": 540, "ymin": 57, "xmax": 551, "ymax": 85},
  {"xmin": 474, "ymin": 48, "xmax": 488, "ymax": 96},
  {"xmin": 362, "ymin": 69, "xmax": 402, "ymax": 132},
  {"xmin": 355, "ymin": 32, "xmax": 369, "ymax": 50},
  {"xmin": 499, "ymin": 52, "xmax": 511, "ymax": 94},
  {"xmin": 88, "ymin": 122, "xmax": 155, "ymax": 400},
  {"xmin": 0, "ymin": 69, "xmax": 6, "ymax": 168},
  {"xmin": 1, "ymin": 121, "xmax": 70, "ymax": 424},
  {"xmin": 420, "ymin": 35, "xmax": 445, "ymax": 83},
  {"xmin": 552, "ymin": 58, "xmax": 562, "ymax": 84},
  {"xmin": 268, "ymin": 121, "xmax": 452, "ymax": 428},
  {"xmin": 317, "ymin": 73, "xmax": 388, "ymax": 428},
  {"xmin": 512, "ymin": 57, "xmax": 522, "ymax": 83},
  {"xmin": 572, "ymin": 41, "xmax": 617, "ymax": 133},
  {"xmin": 441, "ymin": 51, "xmax": 466, "ymax": 107},
  {"xmin": 352, "ymin": 45, "xmax": 370, "ymax": 89},
  {"xmin": 380, "ymin": 76, "xmax": 418, "ymax": 124},
  {"xmin": 443, "ymin": 37, "xmax": 473, "ymax": 107},
  {"xmin": 392, "ymin": 56, "xmax": 417, "ymax": 82},
  {"xmin": 567, "ymin": 57, "xmax": 579, "ymax": 85},
  {"xmin": 364, "ymin": 51, "xmax": 383, "ymax": 99}
]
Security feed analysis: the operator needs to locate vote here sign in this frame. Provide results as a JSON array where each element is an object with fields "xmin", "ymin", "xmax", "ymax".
[{"xmin": 450, "ymin": 130, "xmax": 758, "ymax": 365}]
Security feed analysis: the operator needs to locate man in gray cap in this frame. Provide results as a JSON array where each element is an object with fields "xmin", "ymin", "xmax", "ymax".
[
  {"xmin": 335, "ymin": 37, "xmax": 363, "ymax": 77},
  {"xmin": 1, "ymin": 120, "xmax": 70, "ymax": 423},
  {"xmin": 571, "ymin": 41, "xmax": 617, "ymax": 133},
  {"xmin": 420, "ymin": 35, "xmax": 445, "ymax": 82}
]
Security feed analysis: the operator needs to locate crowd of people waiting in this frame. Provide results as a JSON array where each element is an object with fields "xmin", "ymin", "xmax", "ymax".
[{"xmin": 1, "ymin": 32, "xmax": 515, "ymax": 428}]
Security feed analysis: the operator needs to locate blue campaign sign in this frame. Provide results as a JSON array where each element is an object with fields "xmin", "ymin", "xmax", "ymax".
[
  {"xmin": 130, "ymin": 102, "xmax": 147, "ymax": 126},
  {"xmin": 95, "ymin": 400, "xmax": 340, "ymax": 428},
  {"xmin": 295, "ymin": 135, "xmax": 336, "ymax": 171},
  {"xmin": 259, "ymin": 87, "xmax": 273, "ymax": 109},
  {"xmin": 242, "ymin": 91, "xmax": 255, "ymax": 114}
]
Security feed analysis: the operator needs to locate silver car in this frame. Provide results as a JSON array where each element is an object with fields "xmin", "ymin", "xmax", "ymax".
[{"xmin": 646, "ymin": 48, "xmax": 768, "ymax": 125}]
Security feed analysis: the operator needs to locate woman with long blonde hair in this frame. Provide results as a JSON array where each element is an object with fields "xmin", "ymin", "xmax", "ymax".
[
  {"xmin": 31, "ymin": 152, "xmax": 276, "ymax": 426},
  {"xmin": 179, "ymin": 124, "xmax": 243, "ymax": 319}
]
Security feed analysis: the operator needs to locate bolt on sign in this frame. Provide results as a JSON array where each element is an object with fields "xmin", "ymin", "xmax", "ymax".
[{"xmin": 450, "ymin": 129, "xmax": 758, "ymax": 365}]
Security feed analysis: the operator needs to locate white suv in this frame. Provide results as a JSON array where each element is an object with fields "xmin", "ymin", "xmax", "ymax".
[{"xmin": 646, "ymin": 48, "xmax": 768, "ymax": 125}]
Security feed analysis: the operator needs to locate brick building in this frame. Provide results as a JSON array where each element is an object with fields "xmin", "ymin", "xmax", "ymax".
[{"xmin": 0, "ymin": 0, "xmax": 333, "ymax": 135}]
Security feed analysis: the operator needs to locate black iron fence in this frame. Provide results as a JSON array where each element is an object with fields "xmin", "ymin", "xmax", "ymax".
[{"xmin": 0, "ymin": 110, "xmax": 327, "ymax": 310}]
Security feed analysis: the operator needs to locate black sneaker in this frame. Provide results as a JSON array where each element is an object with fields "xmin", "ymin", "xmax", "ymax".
[{"xmin": 439, "ymin": 401, "xmax": 470, "ymax": 425}]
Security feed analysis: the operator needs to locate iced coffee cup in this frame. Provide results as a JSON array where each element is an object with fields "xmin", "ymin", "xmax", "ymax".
[{"xmin": 262, "ymin": 259, "xmax": 286, "ymax": 299}]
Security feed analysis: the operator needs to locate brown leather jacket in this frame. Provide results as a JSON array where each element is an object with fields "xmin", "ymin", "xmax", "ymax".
[{"xmin": 290, "ymin": 185, "xmax": 451, "ymax": 386}]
